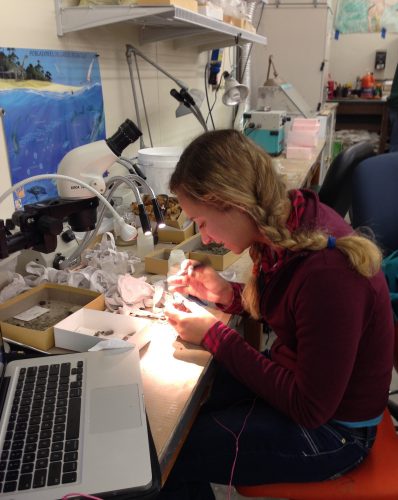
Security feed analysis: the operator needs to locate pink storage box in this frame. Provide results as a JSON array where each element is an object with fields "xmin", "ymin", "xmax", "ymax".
[
  {"xmin": 291, "ymin": 118, "xmax": 321, "ymax": 131},
  {"xmin": 287, "ymin": 129, "xmax": 318, "ymax": 147},
  {"xmin": 286, "ymin": 146, "xmax": 316, "ymax": 160}
]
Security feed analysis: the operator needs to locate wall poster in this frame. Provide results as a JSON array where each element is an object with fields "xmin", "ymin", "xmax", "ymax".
[
  {"xmin": 335, "ymin": 0, "xmax": 398, "ymax": 34},
  {"xmin": 0, "ymin": 47, "xmax": 105, "ymax": 208}
]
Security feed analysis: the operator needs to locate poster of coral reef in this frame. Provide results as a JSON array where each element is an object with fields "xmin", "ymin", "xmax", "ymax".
[
  {"xmin": 335, "ymin": 0, "xmax": 398, "ymax": 34},
  {"xmin": 0, "ymin": 48, "xmax": 105, "ymax": 208}
]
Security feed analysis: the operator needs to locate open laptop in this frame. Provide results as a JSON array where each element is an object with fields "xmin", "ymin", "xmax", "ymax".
[{"xmin": 0, "ymin": 331, "xmax": 158, "ymax": 499}]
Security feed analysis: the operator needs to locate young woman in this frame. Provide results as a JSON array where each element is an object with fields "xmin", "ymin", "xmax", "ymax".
[{"xmin": 161, "ymin": 129, "xmax": 394, "ymax": 500}]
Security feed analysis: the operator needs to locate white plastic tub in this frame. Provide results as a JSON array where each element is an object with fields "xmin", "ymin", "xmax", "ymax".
[{"xmin": 137, "ymin": 147, "xmax": 183, "ymax": 195}]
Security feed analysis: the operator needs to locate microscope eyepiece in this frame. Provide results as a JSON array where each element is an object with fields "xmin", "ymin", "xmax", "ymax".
[{"xmin": 106, "ymin": 119, "xmax": 142, "ymax": 157}]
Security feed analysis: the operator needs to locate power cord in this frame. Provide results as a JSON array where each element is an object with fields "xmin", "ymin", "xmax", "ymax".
[{"xmin": 212, "ymin": 397, "xmax": 257, "ymax": 500}]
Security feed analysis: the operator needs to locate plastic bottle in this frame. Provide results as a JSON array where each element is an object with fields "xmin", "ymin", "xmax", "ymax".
[
  {"xmin": 361, "ymin": 71, "xmax": 375, "ymax": 99},
  {"xmin": 136, "ymin": 228, "xmax": 154, "ymax": 258},
  {"xmin": 167, "ymin": 249, "xmax": 186, "ymax": 277}
]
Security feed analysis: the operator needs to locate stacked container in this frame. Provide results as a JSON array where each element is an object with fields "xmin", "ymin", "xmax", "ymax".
[{"xmin": 286, "ymin": 118, "xmax": 321, "ymax": 160}]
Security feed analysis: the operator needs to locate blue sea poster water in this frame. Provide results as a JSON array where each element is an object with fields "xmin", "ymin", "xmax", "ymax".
[{"xmin": 0, "ymin": 48, "xmax": 105, "ymax": 208}]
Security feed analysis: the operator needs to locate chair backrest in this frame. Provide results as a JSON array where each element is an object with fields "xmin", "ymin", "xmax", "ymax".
[
  {"xmin": 318, "ymin": 141, "xmax": 374, "ymax": 217},
  {"xmin": 351, "ymin": 152, "xmax": 398, "ymax": 256}
]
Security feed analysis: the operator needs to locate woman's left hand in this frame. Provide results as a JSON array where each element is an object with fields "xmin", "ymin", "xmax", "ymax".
[{"xmin": 164, "ymin": 296, "xmax": 218, "ymax": 345}]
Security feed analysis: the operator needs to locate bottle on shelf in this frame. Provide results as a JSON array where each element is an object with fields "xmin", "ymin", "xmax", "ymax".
[{"xmin": 361, "ymin": 71, "xmax": 375, "ymax": 99}]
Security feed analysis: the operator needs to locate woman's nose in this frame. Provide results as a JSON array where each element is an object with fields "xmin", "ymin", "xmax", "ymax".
[{"xmin": 199, "ymin": 228, "xmax": 212, "ymax": 245}]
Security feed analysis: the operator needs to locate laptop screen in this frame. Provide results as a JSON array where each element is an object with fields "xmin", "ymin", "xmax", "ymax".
[{"xmin": 0, "ymin": 326, "xmax": 6, "ymax": 376}]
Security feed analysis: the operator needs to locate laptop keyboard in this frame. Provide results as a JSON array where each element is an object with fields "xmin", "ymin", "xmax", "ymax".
[{"xmin": 0, "ymin": 360, "xmax": 84, "ymax": 494}]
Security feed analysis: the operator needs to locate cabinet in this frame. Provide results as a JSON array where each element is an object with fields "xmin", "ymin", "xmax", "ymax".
[
  {"xmin": 328, "ymin": 98, "xmax": 389, "ymax": 154},
  {"xmin": 54, "ymin": 0, "xmax": 267, "ymax": 52}
]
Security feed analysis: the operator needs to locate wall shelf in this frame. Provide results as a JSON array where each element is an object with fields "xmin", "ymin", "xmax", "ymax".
[{"xmin": 54, "ymin": 1, "xmax": 267, "ymax": 51}]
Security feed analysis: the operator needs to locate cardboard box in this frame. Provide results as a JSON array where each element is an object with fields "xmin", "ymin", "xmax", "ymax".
[
  {"xmin": 145, "ymin": 247, "xmax": 189, "ymax": 275},
  {"xmin": 198, "ymin": 3, "xmax": 223, "ymax": 20},
  {"xmin": 223, "ymin": 15, "xmax": 244, "ymax": 28},
  {"xmin": 176, "ymin": 234, "xmax": 241, "ymax": 271},
  {"xmin": 136, "ymin": 0, "xmax": 198, "ymax": 11},
  {"xmin": 164, "ymin": 209, "xmax": 188, "ymax": 230},
  {"xmin": 157, "ymin": 221, "xmax": 195, "ymax": 244},
  {"xmin": 132, "ymin": 196, "xmax": 188, "ymax": 229},
  {"xmin": 54, "ymin": 309, "xmax": 153, "ymax": 352},
  {"xmin": 0, "ymin": 284, "xmax": 104, "ymax": 351}
]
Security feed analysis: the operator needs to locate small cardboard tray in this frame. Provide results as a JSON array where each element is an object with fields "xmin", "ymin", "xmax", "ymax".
[
  {"xmin": 164, "ymin": 210, "xmax": 188, "ymax": 229},
  {"xmin": 176, "ymin": 234, "xmax": 241, "ymax": 271},
  {"xmin": 54, "ymin": 309, "xmax": 153, "ymax": 352},
  {"xmin": 145, "ymin": 247, "xmax": 189, "ymax": 275},
  {"xmin": 157, "ymin": 221, "xmax": 195, "ymax": 244},
  {"xmin": 0, "ymin": 284, "xmax": 104, "ymax": 351}
]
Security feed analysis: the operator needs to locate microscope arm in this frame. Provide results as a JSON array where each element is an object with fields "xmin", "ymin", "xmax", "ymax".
[{"xmin": 58, "ymin": 175, "xmax": 157, "ymax": 270}]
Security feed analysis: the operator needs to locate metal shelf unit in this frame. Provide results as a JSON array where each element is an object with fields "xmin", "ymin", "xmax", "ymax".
[{"xmin": 54, "ymin": 1, "xmax": 267, "ymax": 51}]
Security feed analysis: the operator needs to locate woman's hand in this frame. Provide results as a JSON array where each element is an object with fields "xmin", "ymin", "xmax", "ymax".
[
  {"xmin": 164, "ymin": 295, "xmax": 218, "ymax": 345},
  {"xmin": 167, "ymin": 259, "xmax": 233, "ymax": 306}
]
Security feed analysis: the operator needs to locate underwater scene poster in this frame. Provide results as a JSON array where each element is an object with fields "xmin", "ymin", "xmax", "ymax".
[{"xmin": 0, "ymin": 47, "xmax": 105, "ymax": 208}]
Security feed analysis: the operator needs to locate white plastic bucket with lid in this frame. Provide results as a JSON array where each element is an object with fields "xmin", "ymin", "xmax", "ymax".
[{"xmin": 137, "ymin": 147, "xmax": 183, "ymax": 195}]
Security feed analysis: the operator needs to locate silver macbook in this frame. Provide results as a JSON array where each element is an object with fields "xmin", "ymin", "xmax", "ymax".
[{"xmin": 0, "ymin": 332, "xmax": 154, "ymax": 499}]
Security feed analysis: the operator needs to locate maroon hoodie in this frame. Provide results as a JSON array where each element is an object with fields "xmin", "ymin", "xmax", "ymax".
[{"xmin": 202, "ymin": 190, "xmax": 394, "ymax": 429}]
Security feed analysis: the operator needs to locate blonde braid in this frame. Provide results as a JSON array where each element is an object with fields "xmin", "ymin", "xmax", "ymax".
[{"xmin": 242, "ymin": 229, "xmax": 382, "ymax": 319}]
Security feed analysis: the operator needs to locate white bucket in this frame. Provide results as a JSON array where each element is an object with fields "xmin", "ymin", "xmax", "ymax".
[{"xmin": 137, "ymin": 147, "xmax": 183, "ymax": 195}]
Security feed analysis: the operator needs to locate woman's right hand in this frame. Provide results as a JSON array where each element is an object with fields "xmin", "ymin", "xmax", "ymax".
[{"xmin": 167, "ymin": 259, "xmax": 234, "ymax": 307}]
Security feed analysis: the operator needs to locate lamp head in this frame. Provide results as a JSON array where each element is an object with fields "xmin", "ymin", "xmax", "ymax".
[
  {"xmin": 222, "ymin": 72, "xmax": 249, "ymax": 106},
  {"xmin": 174, "ymin": 89, "xmax": 205, "ymax": 117},
  {"xmin": 263, "ymin": 76, "xmax": 284, "ymax": 87},
  {"xmin": 114, "ymin": 216, "xmax": 138, "ymax": 242}
]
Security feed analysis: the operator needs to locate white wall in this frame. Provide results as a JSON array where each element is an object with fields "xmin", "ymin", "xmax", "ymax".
[
  {"xmin": 251, "ymin": 1, "xmax": 333, "ymax": 114},
  {"xmin": 329, "ymin": 32, "xmax": 398, "ymax": 84},
  {"xmin": 0, "ymin": 0, "xmax": 233, "ymax": 218}
]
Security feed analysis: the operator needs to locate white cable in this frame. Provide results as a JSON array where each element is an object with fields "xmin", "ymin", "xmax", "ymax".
[{"xmin": 0, "ymin": 173, "xmax": 137, "ymax": 241}]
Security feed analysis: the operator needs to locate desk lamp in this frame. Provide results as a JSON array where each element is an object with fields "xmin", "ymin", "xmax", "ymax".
[
  {"xmin": 222, "ymin": 71, "xmax": 249, "ymax": 106},
  {"xmin": 125, "ymin": 44, "xmax": 208, "ymax": 149},
  {"xmin": 259, "ymin": 55, "xmax": 314, "ymax": 118}
]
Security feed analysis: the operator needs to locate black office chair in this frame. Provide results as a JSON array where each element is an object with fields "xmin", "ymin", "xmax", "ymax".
[
  {"xmin": 318, "ymin": 141, "xmax": 375, "ymax": 218},
  {"xmin": 351, "ymin": 152, "xmax": 398, "ymax": 423},
  {"xmin": 351, "ymin": 152, "xmax": 398, "ymax": 256}
]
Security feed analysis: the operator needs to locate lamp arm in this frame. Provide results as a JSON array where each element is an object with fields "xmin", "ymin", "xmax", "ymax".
[
  {"xmin": 126, "ymin": 44, "xmax": 188, "ymax": 91},
  {"xmin": 267, "ymin": 55, "xmax": 279, "ymax": 80},
  {"xmin": 126, "ymin": 50, "xmax": 146, "ymax": 149},
  {"xmin": 190, "ymin": 103, "xmax": 208, "ymax": 132}
]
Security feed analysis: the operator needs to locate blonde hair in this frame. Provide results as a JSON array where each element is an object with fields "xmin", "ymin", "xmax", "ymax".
[{"xmin": 170, "ymin": 130, "xmax": 382, "ymax": 319}]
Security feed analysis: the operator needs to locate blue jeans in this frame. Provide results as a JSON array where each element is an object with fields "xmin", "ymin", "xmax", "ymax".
[
  {"xmin": 389, "ymin": 108, "xmax": 398, "ymax": 152},
  {"xmin": 158, "ymin": 361, "xmax": 377, "ymax": 500}
]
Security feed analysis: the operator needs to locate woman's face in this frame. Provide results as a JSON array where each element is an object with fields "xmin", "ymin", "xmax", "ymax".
[{"xmin": 176, "ymin": 191, "xmax": 260, "ymax": 254}]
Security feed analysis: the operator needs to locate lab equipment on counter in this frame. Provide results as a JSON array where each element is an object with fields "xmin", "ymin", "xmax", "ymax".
[
  {"xmin": 0, "ymin": 120, "xmax": 140, "ymax": 259},
  {"xmin": 285, "ymin": 118, "xmax": 321, "ymax": 160},
  {"xmin": 243, "ymin": 110, "xmax": 287, "ymax": 155},
  {"xmin": 258, "ymin": 83, "xmax": 315, "ymax": 118},
  {"xmin": 0, "ymin": 119, "xmax": 166, "ymax": 268}
]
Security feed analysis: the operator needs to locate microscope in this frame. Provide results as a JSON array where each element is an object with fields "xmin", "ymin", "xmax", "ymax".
[{"xmin": 0, "ymin": 119, "xmax": 164, "ymax": 267}]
